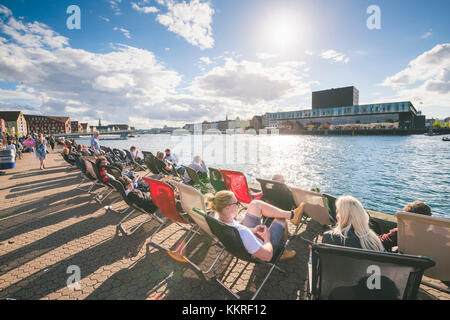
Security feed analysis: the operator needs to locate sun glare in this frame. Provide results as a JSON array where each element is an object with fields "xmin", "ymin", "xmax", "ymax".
[{"xmin": 262, "ymin": 11, "xmax": 301, "ymax": 52}]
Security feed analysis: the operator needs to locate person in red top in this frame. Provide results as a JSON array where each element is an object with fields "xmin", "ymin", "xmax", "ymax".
[
  {"xmin": 95, "ymin": 156, "xmax": 110, "ymax": 182},
  {"xmin": 380, "ymin": 201, "xmax": 432, "ymax": 251}
]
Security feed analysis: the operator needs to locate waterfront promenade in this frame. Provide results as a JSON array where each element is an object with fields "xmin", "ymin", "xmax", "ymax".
[{"xmin": 0, "ymin": 148, "xmax": 448, "ymax": 300}]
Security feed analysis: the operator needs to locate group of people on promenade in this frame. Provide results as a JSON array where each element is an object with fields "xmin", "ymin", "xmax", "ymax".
[
  {"xmin": 0, "ymin": 131, "xmax": 56, "ymax": 171},
  {"xmin": 74, "ymin": 141, "xmax": 436, "ymax": 264}
]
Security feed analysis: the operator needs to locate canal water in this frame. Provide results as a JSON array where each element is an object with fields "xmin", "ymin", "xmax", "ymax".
[{"xmin": 78, "ymin": 134, "xmax": 449, "ymax": 218}]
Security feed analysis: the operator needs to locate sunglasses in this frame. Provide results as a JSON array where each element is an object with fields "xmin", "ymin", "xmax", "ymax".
[{"xmin": 229, "ymin": 200, "xmax": 243, "ymax": 208}]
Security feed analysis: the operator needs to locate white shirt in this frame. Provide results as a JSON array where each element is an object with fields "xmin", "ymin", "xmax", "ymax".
[
  {"xmin": 226, "ymin": 221, "xmax": 262, "ymax": 255},
  {"xmin": 6, "ymin": 145, "xmax": 16, "ymax": 155},
  {"xmin": 165, "ymin": 153, "xmax": 179, "ymax": 165}
]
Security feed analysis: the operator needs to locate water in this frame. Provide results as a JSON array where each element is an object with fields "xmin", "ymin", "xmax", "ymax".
[{"xmin": 78, "ymin": 134, "xmax": 449, "ymax": 218}]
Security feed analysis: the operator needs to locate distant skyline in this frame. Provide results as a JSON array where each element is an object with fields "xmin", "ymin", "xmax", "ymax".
[{"xmin": 0, "ymin": 0, "xmax": 449, "ymax": 128}]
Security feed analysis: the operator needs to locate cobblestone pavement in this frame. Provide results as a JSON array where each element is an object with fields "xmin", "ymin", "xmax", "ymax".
[{"xmin": 0, "ymin": 150, "xmax": 448, "ymax": 300}]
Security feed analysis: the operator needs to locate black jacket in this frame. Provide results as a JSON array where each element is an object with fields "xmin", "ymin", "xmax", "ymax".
[{"xmin": 127, "ymin": 189, "xmax": 157, "ymax": 213}]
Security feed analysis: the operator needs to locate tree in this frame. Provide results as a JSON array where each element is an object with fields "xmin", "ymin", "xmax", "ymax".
[{"xmin": 432, "ymin": 120, "xmax": 441, "ymax": 128}]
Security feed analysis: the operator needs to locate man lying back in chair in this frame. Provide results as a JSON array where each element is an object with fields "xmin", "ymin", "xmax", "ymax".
[
  {"xmin": 118, "ymin": 177, "xmax": 157, "ymax": 213},
  {"xmin": 207, "ymin": 191, "xmax": 305, "ymax": 262}
]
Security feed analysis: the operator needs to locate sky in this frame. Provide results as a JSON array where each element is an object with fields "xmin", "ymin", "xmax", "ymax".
[{"xmin": 0, "ymin": 0, "xmax": 449, "ymax": 128}]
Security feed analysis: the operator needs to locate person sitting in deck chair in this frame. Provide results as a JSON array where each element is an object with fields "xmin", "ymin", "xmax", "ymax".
[
  {"xmin": 118, "ymin": 176, "xmax": 157, "ymax": 213},
  {"xmin": 207, "ymin": 191, "xmax": 305, "ymax": 262},
  {"xmin": 112, "ymin": 162, "xmax": 149, "ymax": 193},
  {"xmin": 322, "ymin": 196, "xmax": 385, "ymax": 251},
  {"xmin": 183, "ymin": 155, "xmax": 208, "ymax": 184},
  {"xmin": 96, "ymin": 156, "xmax": 114, "ymax": 183},
  {"xmin": 156, "ymin": 151, "xmax": 176, "ymax": 175},
  {"xmin": 129, "ymin": 146, "xmax": 145, "ymax": 165},
  {"xmin": 380, "ymin": 201, "xmax": 431, "ymax": 252}
]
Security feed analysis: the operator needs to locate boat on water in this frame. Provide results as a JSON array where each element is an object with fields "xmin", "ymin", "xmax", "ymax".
[
  {"xmin": 443, "ymin": 136, "xmax": 450, "ymax": 141},
  {"xmin": 99, "ymin": 137, "xmax": 128, "ymax": 141}
]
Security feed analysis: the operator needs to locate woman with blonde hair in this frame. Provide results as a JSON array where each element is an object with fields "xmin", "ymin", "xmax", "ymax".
[
  {"xmin": 322, "ymin": 196, "xmax": 385, "ymax": 251},
  {"xmin": 207, "ymin": 190, "xmax": 305, "ymax": 262}
]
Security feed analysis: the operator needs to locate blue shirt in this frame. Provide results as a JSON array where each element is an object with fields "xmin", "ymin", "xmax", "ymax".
[{"xmin": 90, "ymin": 136, "xmax": 100, "ymax": 151}]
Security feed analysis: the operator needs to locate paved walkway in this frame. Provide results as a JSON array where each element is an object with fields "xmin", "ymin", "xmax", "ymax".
[{"xmin": 0, "ymin": 149, "xmax": 448, "ymax": 300}]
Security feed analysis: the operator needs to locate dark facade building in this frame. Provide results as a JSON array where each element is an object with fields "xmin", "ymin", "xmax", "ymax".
[
  {"xmin": 71, "ymin": 121, "xmax": 83, "ymax": 133},
  {"xmin": 312, "ymin": 86, "xmax": 359, "ymax": 109},
  {"xmin": 25, "ymin": 115, "xmax": 71, "ymax": 134}
]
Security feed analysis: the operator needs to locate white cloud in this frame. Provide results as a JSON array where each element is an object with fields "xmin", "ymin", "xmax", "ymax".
[
  {"xmin": 109, "ymin": 0, "xmax": 122, "ymax": 15},
  {"xmin": 191, "ymin": 58, "xmax": 313, "ymax": 104},
  {"xmin": 156, "ymin": 0, "xmax": 215, "ymax": 50},
  {"xmin": 383, "ymin": 43, "xmax": 450, "ymax": 110},
  {"xmin": 131, "ymin": 2, "xmax": 159, "ymax": 14},
  {"xmin": 421, "ymin": 29, "xmax": 432, "ymax": 39},
  {"xmin": 304, "ymin": 50, "xmax": 314, "ymax": 56},
  {"xmin": 100, "ymin": 16, "xmax": 110, "ymax": 22},
  {"xmin": 199, "ymin": 56, "xmax": 212, "ymax": 64},
  {"xmin": 165, "ymin": 47, "xmax": 170, "ymax": 51},
  {"xmin": 0, "ymin": 4, "xmax": 12, "ymax": 17},
  {"xmin": 113, "ymin": 26, "xmax": 131, "ymax": 39},
  {"xmin": 256, "ymin": 52, "xmax": 276, "ymax": 60},
  {"xmin": 320, "ymin": 50, "xmax": 350, "ymax": 63}
]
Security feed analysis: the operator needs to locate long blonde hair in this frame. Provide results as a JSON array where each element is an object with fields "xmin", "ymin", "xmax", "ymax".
[
  {"xmin": 331, "ymin": 196, "xmax": 384, "ymax": 251},
  {"xmin": 207, "ymin": 190, "xmax": 235, "ymax": 218}
]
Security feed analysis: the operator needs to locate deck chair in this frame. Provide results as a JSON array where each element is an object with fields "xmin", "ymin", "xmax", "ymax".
[
  {"xmin": 182, "ymin": 165, "xmax": 213, "ymax": 194},
  {"xmin": 307, "ymin": 242, "xmax": 435, "ymax": 300},
  {"xmin": 208, "ymin": 167, "xmax": 228, "ymax": 192},
  {"xmin": 220, "ymin": 170, "xmax": 263, "ymax": 204},
  {"xmin": 74, "ymin": 156, "xmax": 98, "ymax": 193},
  {"xmin": 289, "ymin": 187, "xmax": 336, "ymax": 236},
  {"xmin": 108, "ymin": 178, "xmax": 163, "ymax": 236},
  {"xmin": 61, "ymin": 153, "xmax": 77, "ymax": 171},
  {"xmin": 141, "ymin": 151, "xmax": 153, "ymax": 161},
  {"xmin": 89, "ymin": 160, "xmax": 116, "ymax": 204},
  {"xmin": 396, "ymin": 211, "xmax": 450, "ymax": 293},
  {"xmin": 192, "ymin": 208, "xmax": 290, "ymax": 300},
  {"xmin": 256, "ymin": 178, "xmax": 296, "ymax": 211},
  {"xmin": 106, "ymin": 165, "xmax": 122, "ymax": 180},
  {"xmin": 123, "ymin": 149, "xmax": 146, "ymax": 172},
  {"xmin": 143, "ymin": 177, "xmax": 195, "ymax": 258},
  {"xmin": 172, "ymin": 182, "xmax": 225, "ymax": 274}
]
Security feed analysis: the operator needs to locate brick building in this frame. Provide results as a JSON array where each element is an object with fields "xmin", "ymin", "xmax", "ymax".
[{"xmin": 25, "ymin": 115, "xmax": 71, "ymax": 135}]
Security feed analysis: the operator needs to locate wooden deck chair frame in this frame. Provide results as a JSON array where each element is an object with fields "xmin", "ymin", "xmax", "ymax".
[
  {"xmin": 108, "ymin": 178, "xmax": 164, "ymax": 236},
  {"xmin": 396, "ymin": 211, "xmax": 450, "ymax": 294},
  {"xmin": 306, "ymin": 242, "xmax": 435, "ymax": 300},
  {"xmin": 192, "ymin": 208, "xmax": 291, "ymax": 300},
  {"xmin": 171, "ymin": 181, "xmax": 225, "ymax": 274}
]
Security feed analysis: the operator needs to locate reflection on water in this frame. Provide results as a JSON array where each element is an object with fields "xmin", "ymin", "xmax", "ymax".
[{"xmin": 79, "ymin": 134, "xmax": 449, "ymax": 217}]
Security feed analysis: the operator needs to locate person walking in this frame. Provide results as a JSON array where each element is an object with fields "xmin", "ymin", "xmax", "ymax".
[
  {"xmin": 49, "ymin": 135, "xmax": 55, "ymax": 151},
  {"xmin": 35, "ymin": 133, "xmax": 47, "ymax": 170}
]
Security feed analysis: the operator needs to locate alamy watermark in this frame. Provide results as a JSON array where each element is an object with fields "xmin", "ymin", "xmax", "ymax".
[
  {"xmin": 367, "ymin": 5, "xmax": 381, "ymax": 30},
  {"xmin": 66, "ymin": 5, "xmax": 81, "ymax": 30},
  {"xmin": 170, "ymin": 127, "xmax": 279, "ymax": 166},
  {"xmin": 366, "ymin": 265, "xmax": 381, "ymax": 290},
  {"xmin": 66, "ymin": 265, "xmax": 81, "ymax": 291}
]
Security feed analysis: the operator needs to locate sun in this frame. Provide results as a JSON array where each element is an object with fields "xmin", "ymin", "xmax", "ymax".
[{"xmin": 262, "ymin": 11, "xmax": 301, "ymax": 52}]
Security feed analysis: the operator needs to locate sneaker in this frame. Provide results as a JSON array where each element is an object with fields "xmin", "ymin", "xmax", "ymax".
[
  {"xmin": 290, "ymin": 203, "xmax": 305, "ymax": 226},
  {"xmin": 280, "ymin": 249, "xmax": 296, "ymax": 261}
]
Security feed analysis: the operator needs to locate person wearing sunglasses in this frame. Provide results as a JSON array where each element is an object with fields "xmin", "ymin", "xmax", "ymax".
[{"xmin": 207, "ymin": 191, "xmax": 305, "ymax": 262}]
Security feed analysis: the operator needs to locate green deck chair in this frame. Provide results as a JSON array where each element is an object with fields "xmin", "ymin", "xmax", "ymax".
[{"xmin": 208, "ymin": 167, "xmax": 227, "ymax": 192}]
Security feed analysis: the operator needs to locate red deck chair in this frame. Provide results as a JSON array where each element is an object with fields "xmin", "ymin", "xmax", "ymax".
[
  {"xmin": 219, "ymin": 170, "xmax": 263, "ymax": 204},
  {"xmin": 142, "ymin": 177, "xmax": 196, "ymax": 263}
]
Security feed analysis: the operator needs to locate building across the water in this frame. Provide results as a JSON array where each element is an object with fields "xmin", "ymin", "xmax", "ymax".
[
  {"xmin": 24, "ymin": 114, "xmax": 72, "ymax": 135},
  {"xmin": 266, "ymin": 87, "xmax": 425, "ymax": 130}
]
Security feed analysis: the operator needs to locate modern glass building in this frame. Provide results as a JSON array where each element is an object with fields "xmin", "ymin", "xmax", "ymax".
[{"xmin": 266, "ymin": 98, "xmax": 425, "ymax": 130}]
